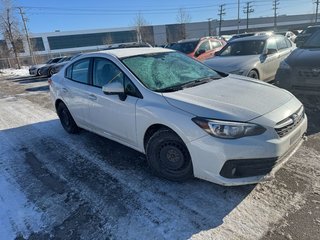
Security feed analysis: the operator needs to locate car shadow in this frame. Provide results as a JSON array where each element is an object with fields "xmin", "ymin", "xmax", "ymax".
[
  {"xmin": 25, "ymin": 85, "xmax": 49, "ymax": 92},
  {"xmin": 1, "ymin": 119, "xmax": 254, "ymax": 239},
  {"xmin": 13, "ymin": 77, "xmax": 48, "ymax": 84}
]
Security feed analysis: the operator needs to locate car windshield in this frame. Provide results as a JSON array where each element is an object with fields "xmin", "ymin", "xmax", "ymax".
[
  {"xmin": 302, "ymin": 30, "xmax": 320, "ymax": 48},
  {"xmin": 219, "ymin": 40, "xmax": 266, "ymax": 56},
  {"xmin": 51, "ymin": 58, "xmax": 62, "ymax": 63},
  {"xmin": 46, "ymin": 59, "xmax": 53, "ymax": 64},
  {"xmin": 122, "ymin": 51, "xmax": 220, "ymax": 91},
  {"xmin": 169, "ymin": 40, "xmax": 199, "ymax": 54}
]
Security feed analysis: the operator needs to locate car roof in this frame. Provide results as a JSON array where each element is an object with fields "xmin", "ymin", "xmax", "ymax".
[
  {"xmin": 177, "ymin": 38, "xmax": 200, "ymax": 43},
  {"xmin": 231, "ymin": 34, "xmax": 271, "ymax": 42},
  {"xmin": 97, "ymin": 47, "xmax": 174, "ymax": 58}
]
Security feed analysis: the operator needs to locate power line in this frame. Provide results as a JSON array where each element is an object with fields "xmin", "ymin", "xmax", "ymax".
[
  {"xmin": 243, "ymin": 2, "xmax": 254, "ymax": 31},
  {"xmin": 315, "ymin": 0, "xmax": 319, "ymax": 23},
  {"xmin": 218, "ymin": 4, "xmax": 226, "ymax": 36},
  {"xmin": 273, "ymin": 0, "xmax": 280, "ymax": 30}
]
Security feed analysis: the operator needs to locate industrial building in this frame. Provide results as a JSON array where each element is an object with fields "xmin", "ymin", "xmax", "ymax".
[{"xmin": 0, "ymin": 13, "xmax": 317, "ymax": 68}]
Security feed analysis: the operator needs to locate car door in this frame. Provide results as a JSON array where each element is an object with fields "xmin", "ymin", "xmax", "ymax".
[
  {"xmin": 210, "ymin": 39, "xmax": 224, "ymax": 56},
  {"xmin": 62, "ymin": 58, "xmax": 92, "ymax": 127},
  {"xmin": 260, "ymin": 37, "xmax": 280, "ymax": 81},
  {"xmin": 86, "ymin": 57, "xmax": 140, "ymax": 146},
  {"xmin": 276, "ymin": 36, "xmax": 292, "ymax": 62},
  {"xmin": 195, "ymin": 40, "xmax": 211, "ymax": 61}
]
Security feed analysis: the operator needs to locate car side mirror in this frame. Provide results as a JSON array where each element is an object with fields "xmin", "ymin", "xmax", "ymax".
[
  {"xmin": 195, "ymin": 49, "xmax": 206, "ymax": 57},
  {"xmin": 102, "ymin": 81, "xmax": 127, "ymax": 101},
  {"xmin": 263, "ymin": 48, "xmax": 277, "ymax": 56}
]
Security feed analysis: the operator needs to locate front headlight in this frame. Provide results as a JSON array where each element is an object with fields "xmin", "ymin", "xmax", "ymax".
[
  {"xmin": 279, "ymin": 60, "xmax": 291, "ymax": 70},
  {"xmin": 192, "ymin": 117, "xmax": 266, "ymax": 139}
]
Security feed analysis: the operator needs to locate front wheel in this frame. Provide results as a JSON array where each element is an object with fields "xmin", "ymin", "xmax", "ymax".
[
  {"xmin": 247, "ymin": 70, "xmax": 259, "ymax": 79},
  {"xmin": 57, "ymin": 102, "xmax": 80, "ymax": 134},
  {"xmin": 146, "ymin": 129, "xmax": 193, "ymax": 181}
]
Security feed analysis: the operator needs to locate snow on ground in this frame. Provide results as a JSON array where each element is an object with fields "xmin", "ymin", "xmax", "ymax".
[
  {"xmin": 0, "ymin": 67, "xmax": 30, "ymax": 77},
  {"xmin": 0, "ymin": 95, "xmax": 318, "ymax": 239}
]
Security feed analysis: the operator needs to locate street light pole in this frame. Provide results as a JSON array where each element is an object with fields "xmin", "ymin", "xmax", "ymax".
[{"xmin": 238, "ymin": 0, "xmax": 240, "ymax": 34}]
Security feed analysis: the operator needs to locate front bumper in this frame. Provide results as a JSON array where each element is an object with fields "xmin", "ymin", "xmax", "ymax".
[
  {"xmin": 186, "ymin": 114, "xmax": 307, "ymax": 186},
  {"xmin": 29, "ymin": 68, "xmax": 37, "ymax": 75}
]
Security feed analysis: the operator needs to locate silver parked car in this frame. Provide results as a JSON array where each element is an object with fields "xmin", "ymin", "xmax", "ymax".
[{"xmin": 204, "ymin": 35, "xmax": 295, "ymax": 82}]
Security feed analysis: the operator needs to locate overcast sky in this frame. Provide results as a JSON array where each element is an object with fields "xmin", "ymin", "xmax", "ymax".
[{"xmin": 7, "ymin": 0, "xmax": 316, "ymax": 33}]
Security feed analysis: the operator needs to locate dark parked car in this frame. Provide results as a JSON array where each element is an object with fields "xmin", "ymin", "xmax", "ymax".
[
  {"xmin": 295, "ymin": 25, "xmax": 320, "ymax": 47},
  {"xmin": 50, "ymin": 54, "xmax": 83, "ymax": 75},
  {"xmin": 168, "ymin": 37, "xmax": 226, "ymax": 61},
  {"xmin": 38, "ymin": 57, "xmax": 63, "ymax": 76},
  {"xmin": 275, "ymin": 30, "xmax": 320, "ymax": 95},
  {"xmin": 29, "ymin": 57, "xmax": 61, "ymax": 76}
]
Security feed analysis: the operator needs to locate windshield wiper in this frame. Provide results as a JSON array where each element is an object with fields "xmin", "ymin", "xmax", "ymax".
[
  {"xmin": 180, "ymin": 76, "xmax": 220, "ymax": 89},
  {"xmin": 156, "ymin": 85, "xmax": 184, "ymax": 93},
  {"xmin": 156, "ymin": 76, "xmax": 220, "ymax": 93}
]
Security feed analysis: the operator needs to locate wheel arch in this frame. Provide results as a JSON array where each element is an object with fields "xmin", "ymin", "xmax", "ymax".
[
  {"xmin": 143, "ymin": 124, "xmax": 184, "ymax": 152},
  {"xmin": 248, "ymin": 68, "xmax": 260, "ymax": 79}
]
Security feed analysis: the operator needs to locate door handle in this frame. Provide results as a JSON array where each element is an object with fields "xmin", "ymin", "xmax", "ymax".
[
  {"xmin": 62, "ymin": 88, "xmax": 68, "ymax": 93},
  {"xmin": 88, "ymin": 94, "xmax": 97, "ymax": 100}
]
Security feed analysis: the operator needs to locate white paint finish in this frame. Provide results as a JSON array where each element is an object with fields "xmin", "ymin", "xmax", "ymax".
[{"xmin": 50, "ymin": 50, "xmax": 307, "ymax": 185}]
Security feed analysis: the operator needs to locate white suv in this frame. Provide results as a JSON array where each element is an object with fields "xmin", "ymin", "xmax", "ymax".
[{"xmin": 49, "ymin": 47, "xmax": 307, "ymax": 186}]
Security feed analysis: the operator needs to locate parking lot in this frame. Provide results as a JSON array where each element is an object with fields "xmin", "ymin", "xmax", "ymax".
[{"xmin": 0, "ymin": 72, "xmax": 319, "ymax": 239}]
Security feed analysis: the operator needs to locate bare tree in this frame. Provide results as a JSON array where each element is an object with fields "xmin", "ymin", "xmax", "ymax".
[
  {"xmin": 102, "ymin": 33, "xmax": 113, "ymax": 46},
  {"xmin": 0, "ymin": 0, "xmax": 23, "ymax": 68},
  {"xmin": 133, "ymin": 13, "xmax": 149, "ymax": 43},
  {"xmin": 176, "ymin": 8, "xmax": 192, "ymax": 39}
]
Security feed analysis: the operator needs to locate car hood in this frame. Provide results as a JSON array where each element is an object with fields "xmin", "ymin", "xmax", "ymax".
[
  {"xmin": 203, "ymin": 55, "xmax": 258, "ymax": 73},
  {"xmin": 162, "ymin": 75, "xmax": 293, "ymax": 122},
  {"xmin": 30, "ymin": 64, "xmax": 46, "ymax": 69},
  {"xmin": 287, "ymin": 48, "xmax": 320, "ymax": 68}
]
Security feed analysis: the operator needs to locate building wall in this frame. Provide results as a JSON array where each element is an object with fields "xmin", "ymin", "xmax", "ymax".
[{"xmin": 0, "ymin": 13, "xmax": 316, "ymax": 59}]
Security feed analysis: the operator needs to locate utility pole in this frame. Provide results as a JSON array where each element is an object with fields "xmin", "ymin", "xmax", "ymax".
[
  {"xmin": 207, "ymin": 18, "xmax": 212, "ymax": 35},
  {"xmin": 218, "ymin": 4, "xmax": 226, "ymax": 36},
  {"xmin": 237, "ymin": 0, "xmax": 240, "ymax": 34},
  {"xmin": 243, "ymin": 2, "xmax": 254, "ymax": 31},
  {"xmin": 315, "ymin": 0, "xmax": 319, "ymax": 23},
  {"xmin": 17, "ymin": 7, "xmax": 35, "ymax": 64},
  {"xmin": 273, "ymin": 0, "xmax": 280, "ymax": 30}
]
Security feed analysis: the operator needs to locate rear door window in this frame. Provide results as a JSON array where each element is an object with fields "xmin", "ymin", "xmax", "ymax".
[
  {"xmin": 66, "ymin": 58, "xmax": 91, "ymax": 84},
  {"xmin": 276, "ymin": 37, "xmax": 288, "ymax": 50},
  {"xmin": 210, "ymin": 40, "xmax": 222, "ymax": 49}
]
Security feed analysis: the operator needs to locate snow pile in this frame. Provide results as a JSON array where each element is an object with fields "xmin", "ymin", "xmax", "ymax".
[{"xmin": 0, "ymin": 67, "xmax": 30, "ymax": 77}]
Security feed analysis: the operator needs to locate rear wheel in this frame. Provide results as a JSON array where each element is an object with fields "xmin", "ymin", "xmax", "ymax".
[
  {"xmin": 248, "ymin": 70, "xmax": 259, "ymax": 79},
  {"xmin": 57, "ymin": 102, "xmax": 80, "ymax": 134},
  {"xmin": 49, "ymin": 68, "xmax": 54, "ymax": 76},
  {"xmin": 146, "ymin": 129, "xmax": 193, "ymax": 181}
]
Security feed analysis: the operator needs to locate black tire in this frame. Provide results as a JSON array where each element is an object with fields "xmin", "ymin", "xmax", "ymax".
[
  {"xmin": 57, "ymin": 102, "xmax": 80, "ymax": 134},
  {"xmin": 49, "ymin": 68, "xmax": 54, "ymax": 77},
  {"xmin": 146, "ymin": 129, "xmax": 193, "ymax": 181},
  {"xmin": 36, "ymin": 69, "xmax": 41, "ymax": 76},
  {"xmin": 247, "ymin": 70, "xmax": 259, "ymax": 79}
]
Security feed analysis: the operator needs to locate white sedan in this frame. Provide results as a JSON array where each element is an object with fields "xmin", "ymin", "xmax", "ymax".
[{"xmin": 49, "ymin": 47, "xmax": 307, "ymax": 186}]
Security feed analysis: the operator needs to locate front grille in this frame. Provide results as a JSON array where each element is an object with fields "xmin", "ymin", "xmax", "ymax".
[
  {"xmin": 298, "ymin": 69, "xmax": 320, "ymax": 79},
  {"xmin": 275, "ymin": 106, "xmax": 305, "ymax": 138},
  {"xmin": 292, "ymin": 85, "xmax": 320, "ymax": 92}
]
